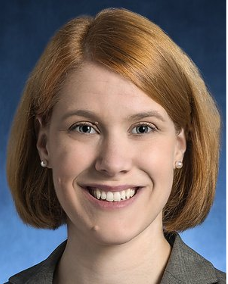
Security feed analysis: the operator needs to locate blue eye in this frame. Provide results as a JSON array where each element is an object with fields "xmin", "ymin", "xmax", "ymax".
[
  {"xmin": 69, "ymin": 123, "xmax": 97, "ymax": 134},
  {"xmin": 132, "ymin": 124, "xmax": 156, "ymax": 134}
]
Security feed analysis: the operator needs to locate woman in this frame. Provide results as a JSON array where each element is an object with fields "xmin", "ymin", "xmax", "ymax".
[{"xmin": 6, "ymin": 8, "xmax": 225, "ymax": 284}]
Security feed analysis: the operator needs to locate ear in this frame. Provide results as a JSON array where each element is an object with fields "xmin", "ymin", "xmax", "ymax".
[
  {"xmin": 173, "ymin": 128, "xmax": 186, "ymax": 169},
  {"xmin": 36, "ymin": 116, "xmax": 52, "ymax": 168}
]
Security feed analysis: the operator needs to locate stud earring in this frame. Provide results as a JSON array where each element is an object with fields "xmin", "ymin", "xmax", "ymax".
[
  {"xmin": 40, "ymin": 160, "xmax": 47, "ymax": 167},
  {"xmin": 175, "ymin": 161, "xmax": 183, "ymax": 169}
]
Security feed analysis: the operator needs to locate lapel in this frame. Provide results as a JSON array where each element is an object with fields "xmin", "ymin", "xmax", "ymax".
[
  {"xmin": 9, "ymin": 235, "xmax": 223, "ymax": 284},
  {"xmin": 9, "ymin": 241, "xmax": 66, "ymax": 284},
  {"xmin": 161, "ymin": 234, "xmax": 219, "ymax": 284}
]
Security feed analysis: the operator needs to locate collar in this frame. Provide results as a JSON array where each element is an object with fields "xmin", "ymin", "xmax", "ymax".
[
  {"xmin": 161, "ymin": 233, "xmax": 219, "ymax": 283},
  {"xmin": 9, "ymin": 234, "xmax": 222, "ymax": 284},
  {"xmin": 9, "ymin": 241, "xmax": 66, "ymax": 284}
]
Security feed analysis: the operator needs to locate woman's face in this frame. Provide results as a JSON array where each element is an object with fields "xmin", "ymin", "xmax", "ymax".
[{"xmin": 37, "ymin": 62, "xmax": 186, "ymax": 245}]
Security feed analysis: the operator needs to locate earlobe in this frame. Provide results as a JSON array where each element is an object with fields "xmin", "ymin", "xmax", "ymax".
[{"xmin": 36, "ymin": 116, "xmax": 51, "ymax": 168}]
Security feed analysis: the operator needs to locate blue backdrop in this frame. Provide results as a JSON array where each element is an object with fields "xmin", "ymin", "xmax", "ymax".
[{"xmin": 0, "ymin": 0, "xmax": 225, "ymax": 282}]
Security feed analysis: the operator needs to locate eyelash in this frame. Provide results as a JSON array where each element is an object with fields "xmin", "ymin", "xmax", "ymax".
[
  {"xmin": 68, "ymin": 121, "xmax": 158, "ymax": 135},
  {"xmin": 131, "ymin": 122, "xmax": 157, "ymax": 135},
  {"xmin": 69, "ymin": 122, "xmax": 100, "ymax": 134}
]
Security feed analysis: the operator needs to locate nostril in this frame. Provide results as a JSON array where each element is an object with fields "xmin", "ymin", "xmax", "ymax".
[
  {"xmin": 94, "ymin": 142, "xmax": 132, "ymax": 175},
  {"xmin": 94, "ymin": 159, "xmax": 131, "ymax": 176}
]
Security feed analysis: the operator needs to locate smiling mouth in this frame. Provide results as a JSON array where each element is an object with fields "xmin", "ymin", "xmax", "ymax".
[{"xmin": 87, "ymin": 187, "xmax": 138, "ymax": 202}]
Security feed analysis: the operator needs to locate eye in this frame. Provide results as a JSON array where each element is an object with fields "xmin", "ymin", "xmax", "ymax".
[
  {"xmin": 69, "ymin": 122, "xmax": 98, "ymax": 134},
  {"xmin": 132, "ymin": 123, "xmax": 157, "ymax": 134}
]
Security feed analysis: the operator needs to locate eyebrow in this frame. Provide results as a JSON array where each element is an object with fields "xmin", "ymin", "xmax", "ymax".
[
  {"xmin": 62, "ymin": 110, "xmax": 165, "ymax": 122},
  {"xmin": 128, "ymin": 111, "xmax": 165, "ymax": 122},
  {"xmin": 62, "ymin": 110, "xmax": 101, "ymax": 121}
]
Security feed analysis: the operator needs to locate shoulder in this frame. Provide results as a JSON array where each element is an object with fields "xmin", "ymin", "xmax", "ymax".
[
  {"xmin": 6, "ymin": 241, "xmax": 66, "ymax": 284},
  {"xmin": 161, "ymin": 233, "xmax": 226, "ymax": 284}
]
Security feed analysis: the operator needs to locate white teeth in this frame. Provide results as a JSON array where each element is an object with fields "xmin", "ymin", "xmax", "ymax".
[
  {"xmin": 113, "ymin": 192, "xmax": 121, "ymax": 202},
  {"xmin": 91, "ymin": 188, "xmax": 136, "ymax": 202},
  {"xmin": 126, "ymin": 188, "xmax": 130, "ymax": 199},
  {"xmin": 106, "ymin": 192, "xmax": 114, "ymax": 202},
  {"xmin": 96, "ymin": 190, "xmax": 101, "ymax": 200},
  {"xmin": 120, "ymin": 190, "xmax": 126, "ymax": 200},
  {"xmin": 101, "ymin": 191, "xmax": 106, "ymax": 200}
]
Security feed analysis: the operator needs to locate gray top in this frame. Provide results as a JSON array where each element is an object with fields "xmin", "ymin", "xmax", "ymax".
[{"xmin": 6, "ymin": 234, "xmax": 225, "ymax": 284}]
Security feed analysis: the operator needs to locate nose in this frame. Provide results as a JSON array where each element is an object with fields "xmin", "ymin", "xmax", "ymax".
[{"xmin": 95, "ymin": 136, "xmax": 132, "ymax": 177}]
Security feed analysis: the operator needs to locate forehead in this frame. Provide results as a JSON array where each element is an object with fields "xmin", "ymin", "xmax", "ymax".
[
  {"xmin": 62, "ymin": 63, "xmax": 145, "ymax": 100},
  {"xmin": 57, "ymin": 63, "xmax": 168, "ymax": 115}
]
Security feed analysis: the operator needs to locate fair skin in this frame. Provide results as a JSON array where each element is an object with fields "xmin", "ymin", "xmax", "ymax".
[{"xmin": 37, "ymin": 62, "xmax": 186, "ymax": 284}]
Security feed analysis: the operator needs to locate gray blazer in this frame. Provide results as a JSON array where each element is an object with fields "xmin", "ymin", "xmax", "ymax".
[{"xmin": 6, "ymin": 234, "xmax": 225, "ymax": 284}]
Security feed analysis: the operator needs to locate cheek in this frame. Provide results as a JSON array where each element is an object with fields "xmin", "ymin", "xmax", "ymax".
[
  {"xmin": 49, "ymin": 140, "xmax": 97, "ymax": 226},
  {"xmin": 137, "ymin": 139, "xmax": 176, "ymax": 185},
  {"xmin": 49, "ymin": 137, "xmax": 96, "ymax": 179},
  {"xmin": 48, "ymin": 138, "xmax": 97, "ymax": 212},
  {"xmin": 140, "ymin": 137, "xmax": 176, "ymax": 164}
]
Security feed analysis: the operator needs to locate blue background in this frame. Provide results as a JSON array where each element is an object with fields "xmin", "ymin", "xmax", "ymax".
[{"xmin": 0, "ymin": 0, "xmax": 225, "ymax": 282}]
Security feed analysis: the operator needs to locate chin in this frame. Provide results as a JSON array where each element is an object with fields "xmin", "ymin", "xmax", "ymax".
[
  {"xmin": 91, "ymin": 227, "xmax": 139, "ymax": 246},
  {"xmin": 87, "ymin": 217, "xmax": 155, "ymax": 247}
]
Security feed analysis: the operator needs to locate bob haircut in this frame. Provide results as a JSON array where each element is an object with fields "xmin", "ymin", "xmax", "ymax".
[{"xmin": 7, "ymin": 8, "xmax": 220, "ymax": 232}]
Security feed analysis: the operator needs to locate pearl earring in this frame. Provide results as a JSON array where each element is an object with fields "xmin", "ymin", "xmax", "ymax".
[
  {"xmin": 175, "ymin": 161, "xmax": 183, "ymax": 169},
  {"xmin": 40, "ymin": 160, "xmax": 47, "ymax": 167}
]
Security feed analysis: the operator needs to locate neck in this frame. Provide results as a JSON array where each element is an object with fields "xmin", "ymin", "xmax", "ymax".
[{"xmin": 54, "ymin": 221, "xmax": 171, "ymax": 284}]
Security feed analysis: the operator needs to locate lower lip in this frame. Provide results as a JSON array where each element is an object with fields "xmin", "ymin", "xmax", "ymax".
[{"xmin": 81, "ymin": 187, "xmax": 142, "ymax": 210}]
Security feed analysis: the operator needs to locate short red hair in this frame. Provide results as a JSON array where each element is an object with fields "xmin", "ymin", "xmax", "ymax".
[{"xmin": 7, "ymin": 8, "xmax": 221, "ymax": 232}]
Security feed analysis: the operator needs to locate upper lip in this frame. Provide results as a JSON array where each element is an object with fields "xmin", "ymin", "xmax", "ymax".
[{"xmin": 79, "ymin": 184, "xmax": 140, "ymax": 192}]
